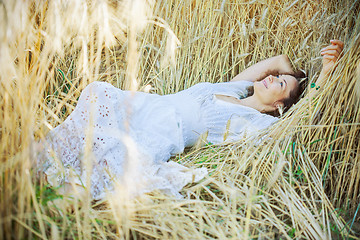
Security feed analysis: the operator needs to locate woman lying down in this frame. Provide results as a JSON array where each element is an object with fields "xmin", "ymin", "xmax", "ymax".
[{"xmin": 37, "ymin": 40, "xmax": 344, "ymax": 199}]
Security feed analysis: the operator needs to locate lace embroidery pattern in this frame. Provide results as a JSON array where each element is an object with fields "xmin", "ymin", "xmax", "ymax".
[
  {"xmin": 39, "ymin": 80, "xmax": 277, "ymax": 199},
  {"xmin": 39, "ymin": 82, "xmax": 207, "ymax": 199}
]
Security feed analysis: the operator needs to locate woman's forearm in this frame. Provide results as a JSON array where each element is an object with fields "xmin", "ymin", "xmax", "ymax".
[
  {"xmin": 307, "ymin": 40, "xmax": 344, "ymax": 100},
  {"xmin": 231, "ymin": 55, "xmax": 295, "ymax": 82},
  {"xmin": 307, "ymin": 70, "xmax": 328, "ymax": 100}
]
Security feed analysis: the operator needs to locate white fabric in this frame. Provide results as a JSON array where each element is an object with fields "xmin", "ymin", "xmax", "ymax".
[
  {"xmin": 165, "ymin": 81, "xmax": 278, "ymax": 144},
  {"xmin": 39, "ymin": 81, "xmax": 277, "ymax": 199}
]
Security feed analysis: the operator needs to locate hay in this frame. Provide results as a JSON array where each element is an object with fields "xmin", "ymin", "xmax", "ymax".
[{"xmin": 1, "ymin": 0, "xmax": 359, "ymax": 239}]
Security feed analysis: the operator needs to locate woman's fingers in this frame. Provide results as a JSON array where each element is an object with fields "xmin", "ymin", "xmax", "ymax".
[
  {"xmin": 330, "ymin": 39, "xmax": 344, "ymax": 49},
  {"xmin": 323, "ymin": 55, "xmax": 336, "ymax": 61},
  {"xmin": 321, "ymin": 45, "xmax": 342, "ymax": 55},
  {"xmin": 321, "ymin": 40, "xmax": 344, "ymax": 57},
  {"xmin": 321, "ymin": 49, "xmax": 340, "ymax": 58},
  {"xmin": 320, "ymin": 39, "xmax": 344, "ymax": 74}
]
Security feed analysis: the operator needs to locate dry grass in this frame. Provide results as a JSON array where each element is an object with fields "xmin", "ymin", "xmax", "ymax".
[{"xmin": 1, "ymin": 0, "xmax": 360, "ymax": 239}]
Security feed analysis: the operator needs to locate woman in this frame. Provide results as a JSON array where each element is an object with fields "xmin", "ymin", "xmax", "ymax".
[{"xmin": 38, "ymin": 40, "xmax": 344, "ymax": 199}]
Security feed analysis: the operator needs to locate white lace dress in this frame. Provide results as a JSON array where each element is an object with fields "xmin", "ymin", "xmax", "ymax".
[{"xmin": 40, "ymin": 81, "xmax": 277, "ymax": 199}]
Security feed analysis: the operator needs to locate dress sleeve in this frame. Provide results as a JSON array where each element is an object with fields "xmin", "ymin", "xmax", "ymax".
[{"xmin": 225, "ymin": 112, "xmax": 278, "ymax": 143}]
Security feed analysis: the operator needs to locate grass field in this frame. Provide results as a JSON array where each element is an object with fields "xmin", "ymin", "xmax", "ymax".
[{"xmin": 1, "ymin": 0, "xmax": 360, "ymax": 239}]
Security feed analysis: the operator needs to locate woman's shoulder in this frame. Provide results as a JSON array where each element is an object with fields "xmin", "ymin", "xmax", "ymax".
[
  {"xmin": 212, "ymin": 80, "xmax": 253, "ymax": 99},
  {"xmin": 212, "ymin": 80, "xmax": 253, "ymax": 90},
  {"xmin": 225, "ymin": 80, "xmax": 253, "ymax": 87}
]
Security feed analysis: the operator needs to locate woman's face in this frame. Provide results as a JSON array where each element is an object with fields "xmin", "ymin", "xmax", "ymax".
[{"xmin": 253, "ymin": 74, "xmax": 299, "ymax": 109}]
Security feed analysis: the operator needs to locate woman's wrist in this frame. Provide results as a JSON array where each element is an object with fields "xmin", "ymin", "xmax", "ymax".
[
  {"xmin": 277, "ymin": 54, "xmax": 295, "ymax": 75},
  {"xmin": 315, "ymin": 69, "xmax": 328, "ymax": 87}
]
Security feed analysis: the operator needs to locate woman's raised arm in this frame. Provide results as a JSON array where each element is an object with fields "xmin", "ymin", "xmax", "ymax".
[
  {"xmin": 269, "ymin": 40, "xmax": 344, "ymax": 137},
  {"xmin": 307, "ymin": 40, "xmax": 344, "ymax": 99},
  {"xmin": 230, "ymin": 54, "xmax": 295, "ymax": 82}
]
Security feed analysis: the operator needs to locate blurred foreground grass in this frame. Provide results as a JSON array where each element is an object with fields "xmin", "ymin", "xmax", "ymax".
[{"xmin": 1, "ymin": 0, "xmax": 360, "ymax": 239}]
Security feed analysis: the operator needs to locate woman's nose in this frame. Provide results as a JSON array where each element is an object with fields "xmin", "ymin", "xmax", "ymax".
[{"xmin": 268, "ymin": 75, "xmax": 274, "ymax": 83}]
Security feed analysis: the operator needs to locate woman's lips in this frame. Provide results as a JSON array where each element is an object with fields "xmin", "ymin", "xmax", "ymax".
[{"xmin": 263, "ymin": 79, "xmax": 268, "ymax": 88}]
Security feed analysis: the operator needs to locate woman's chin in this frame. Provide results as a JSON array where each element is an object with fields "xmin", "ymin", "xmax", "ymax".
[{"xmin": 253, "ymin": 82, "xmax": 264, "ymax": 94}]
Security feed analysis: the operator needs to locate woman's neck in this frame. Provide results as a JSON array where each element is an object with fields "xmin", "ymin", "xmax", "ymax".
[
  {"xmin": 214, "ymin": 94, "xmax": 267, "ymax": 113},
  {"xmin": 238, "ymin": 95, "xmax": 264, "ymax": 113}
]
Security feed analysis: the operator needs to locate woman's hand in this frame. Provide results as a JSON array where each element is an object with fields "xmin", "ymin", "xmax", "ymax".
[
  {"xmin": 309, "ymin": 39, "xmax": 345, "ymax": 100},
  {"xmin": 278, "ymin": 54, "xmax": 296, "ymax": 76},
  {"xmin": 230, "ymin": 54, "xmax": 295, "ymax": 82},
  {"xmin": 320, "ymin": 39, "xmax": 344, "ymax": 75}
]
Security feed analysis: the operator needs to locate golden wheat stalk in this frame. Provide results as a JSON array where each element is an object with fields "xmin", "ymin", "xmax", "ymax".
[{"xmin": 1, "ymin": 0, "xmax": 359, "ymax": 239}]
